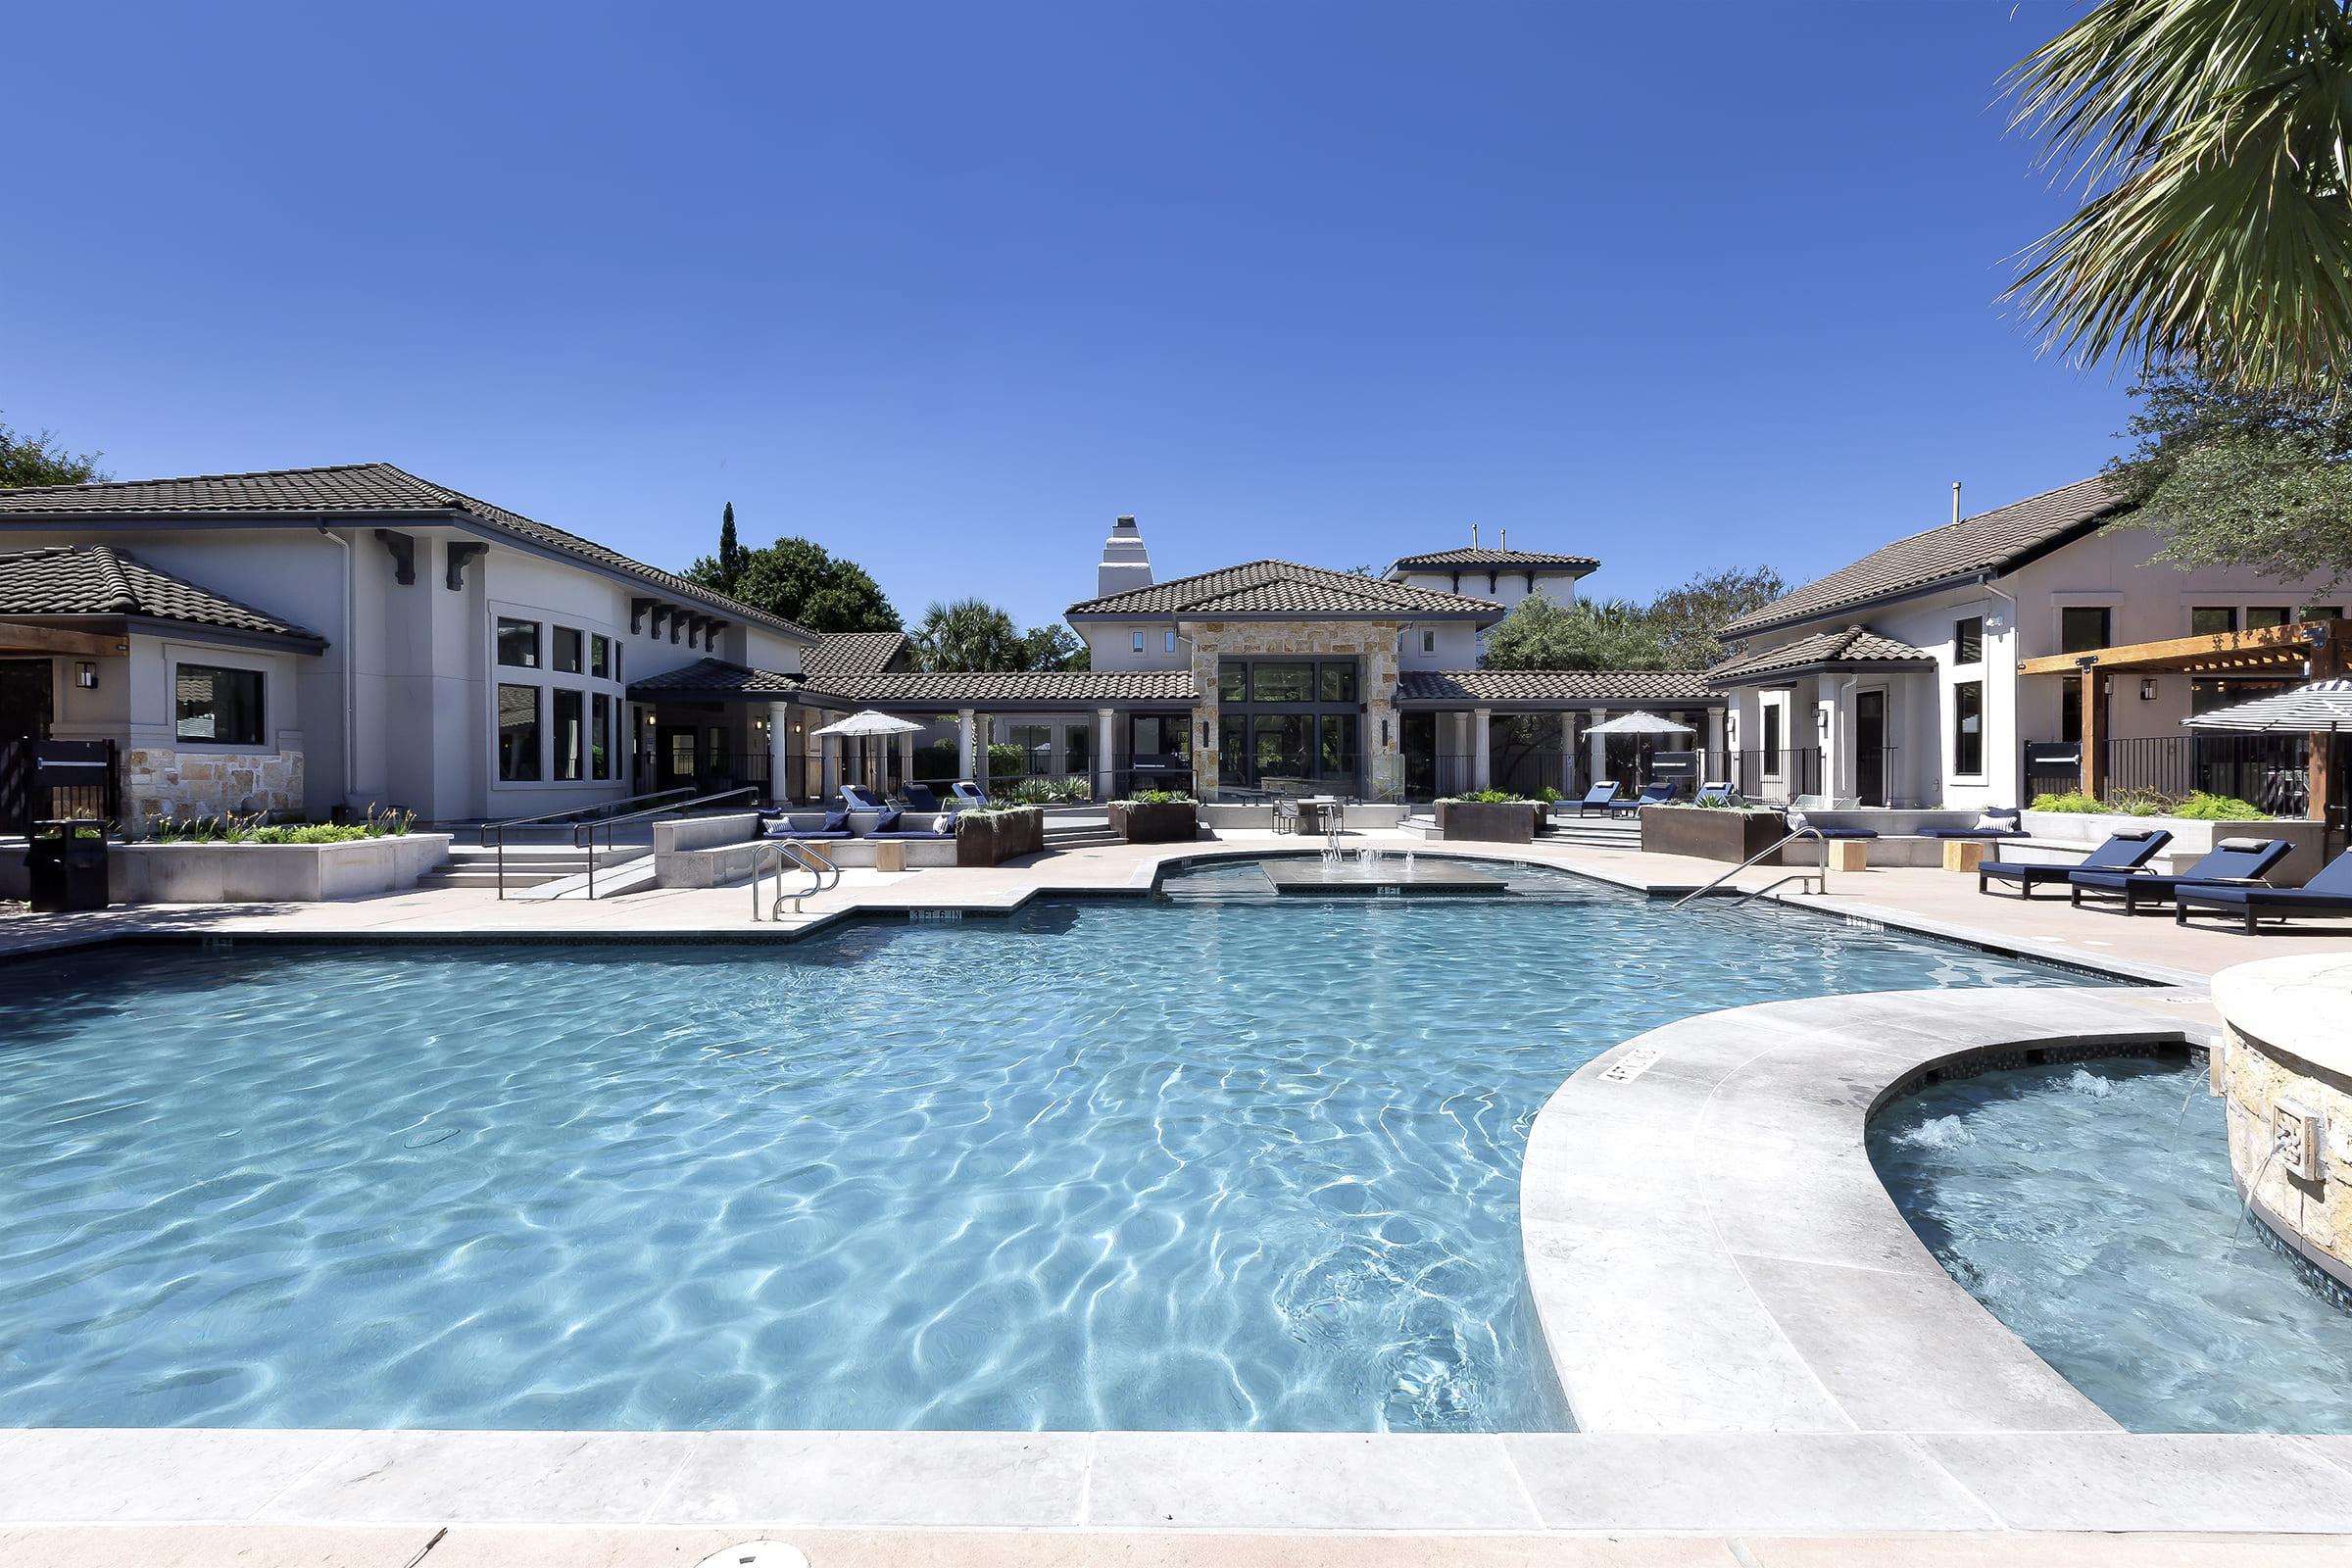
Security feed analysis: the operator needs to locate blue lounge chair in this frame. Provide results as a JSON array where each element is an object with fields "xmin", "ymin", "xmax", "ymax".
[
  {"xmin": 2070, "ymin": 836, "xmax": 2293, "ymax": 914},
  {"xmin": 1978, "ymin": 828, "xmax": 2172, "ymax": 900},
  {"xmin": 950, "ymin": 780, "xmax": 988, "ymax": 809},
  {"xmin": 1921, "ymin": 808, "xmax": 2027, "ymax": 840},
  {"xmin": 2176, "ymin": 850, "xmax": 2352, "ymax": 934},
  {"xmin": 902, "ymin": 783, "xmax": 943, "ymax": 812},
  {"xmin": 866, "ymin": 807, "xmax": 959, "ymax": 841},
  {"xmin": 1574, "ymin": 781, "xmax": 1620, "ymax": 816},
  {"xmin": 1608, "ymin": 781, "xmax": 1674, "ymax": 817},
  {"xmin": 1691, "ymin": 781, "xmax": 1739, "ymax": 807},
  {"xmin": 840, "ymin": 783, "xmax": 889, "ymax": 812}
]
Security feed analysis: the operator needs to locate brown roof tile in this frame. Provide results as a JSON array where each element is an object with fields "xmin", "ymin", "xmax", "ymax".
[
  {"xmin": 1722, "ymin": 476, "xmax": 2127, "ymax": 636},
  {"xmin": 0, "ymin": 545, "xmax": 324, "ymax": 647},
  {"xmin": 800, "ymin": 630, "xmax": 911, "ymax": 678},
  {"xmin": 0, "ymin": 463, "xmax": 817, "ymax": 642},
  {"xmin": 1396, "ymin": 668, "xmax": 1723, "ymax": 703},
  {"xmin": 1390, "ymin": 546, "xmax": 1598, "ymax": 572},
  {"xmin": 1068, "ymin": 560, "xmax": 1499, "ymax": 619},
  {"xmin": 1709, "ymin": 625, "xmax": 1936, "ymax": 683}
]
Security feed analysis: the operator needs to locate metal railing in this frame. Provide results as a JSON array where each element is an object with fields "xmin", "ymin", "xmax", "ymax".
[
  {"xmin": 572, "ymin": 785, "xmax": 760, "ymax": 901},
  {"xmin": 1671, "ymin": 826, "xmax": 1831, "ymax": 908},
  {"xmin": 752, "ymin": 836, "xmax": 842, "ymax": 920}
]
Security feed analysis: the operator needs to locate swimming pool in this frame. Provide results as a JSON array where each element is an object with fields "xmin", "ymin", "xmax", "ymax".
[
  {"xmin": 1, "ymin": 862, "xmax": 2090, "ymax": 1433},
  {"xmin": 1872, "ymin": 1056, "xmax": 2352, "ymax": 1433}
]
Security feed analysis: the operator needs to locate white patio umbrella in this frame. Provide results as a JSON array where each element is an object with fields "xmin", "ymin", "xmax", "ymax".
[
  {"xmin": 1585, "ymin": 711, "xmax": 1696, "ymax": 789},
  {"xmin": 809, "ymin": 710, "xmax": 925, "ymax": 794}
]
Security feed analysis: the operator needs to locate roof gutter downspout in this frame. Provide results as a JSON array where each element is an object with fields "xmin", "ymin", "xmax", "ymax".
[
  {"xmin": 318, "ymin": 525, "xmax": 357, "ymax": 813},
  {"xmin": 1979, "ymin": 569, "xmax": 2020, "ymax": 806}
]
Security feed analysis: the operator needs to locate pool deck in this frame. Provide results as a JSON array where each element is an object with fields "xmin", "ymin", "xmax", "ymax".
[{"xmin": 8, "ymin": 827, "xmax": 2352, "ymax": 1557}]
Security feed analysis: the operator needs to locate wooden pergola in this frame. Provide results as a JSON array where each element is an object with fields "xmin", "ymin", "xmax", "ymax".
[
  {"xmin": 2016, "ymin": 617, "xmax": 2350, "ymax": 818},
  {"xmin": 0, "ymin": 619, "xmax": 131, "ymax": 659}
]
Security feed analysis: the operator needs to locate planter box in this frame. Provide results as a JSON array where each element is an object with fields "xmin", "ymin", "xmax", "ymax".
[
  {"xmin": 1642, "ymin": 806, "xmax": 1788, "ymax": 862},
  {"xmin": 1437, "ymin": 800, "xmax": 1542, "ymax": 844},
  {"xmin": 2021, "ymin": 810, "xmax": 2330, "ymax": 884},
  {"xmin": 956, "ymin": 807, "xmax": 1046, "ymax": 867},
  {"xmin": 91, "ymin": 833, "xmax": 453, "ymax": 904},
  {"xmin": 1108, "ymin": 800, "xmax": 1199, "ymax": 843}
]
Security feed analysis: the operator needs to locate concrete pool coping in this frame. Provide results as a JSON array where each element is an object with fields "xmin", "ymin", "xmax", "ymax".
[{"xmin": 13, "ymin": 844, "xmax": 2352, "ymax": 1536}]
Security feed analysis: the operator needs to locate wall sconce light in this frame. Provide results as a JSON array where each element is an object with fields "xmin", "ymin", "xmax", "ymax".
[
  {"xmin": 74, "ymin": 662, "xmax": 97, "ymax": 689},
  {"xmin": 2139, "ymin": 678, "xmax": 2159, "ymax": 701},
  {"xmin": 1380, "ymin": 718, "xmax": 1391, "ymax": 749},
  {"xmin": 1814, "ymin": 709, "xmax": 1830, "ymax": 733},
  {"xmin": 2102, "ymin": 675, "xmax": 2115, "ymax": 696}
]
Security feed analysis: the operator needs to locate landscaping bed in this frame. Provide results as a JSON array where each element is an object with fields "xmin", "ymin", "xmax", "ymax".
[
  {"xmin": 1642, "ymin": 804, "xmax": 1788, "ymax": 862},
  {"xmin": 956, "ymin": 806, "xmax": 1046, "ymax": 866},
  {"xmin": 1436, "ymin": 798, "xmax": 1542, "ymax": 844},
  {"xmin": 1107, "ymin": 797, "xmax": 1199, "ymax": 844}
]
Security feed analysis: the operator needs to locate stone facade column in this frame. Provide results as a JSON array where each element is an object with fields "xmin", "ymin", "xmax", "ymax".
[
  {"xmin": 1362, "ymin": 619, "xmax": 1403, "ymax": 801},
  {"xmin": 1189, "ymin": 625, "xmax": 1222, "ymax": 801},
  {"xmin": 1472, "ymin": 708, "xmax": 1493, "ymax": 791},
  {"xmin": 767, "ymin": 702, "xmax": 792, "ymax": 805},
  {"xmin": 1096, "ymin": 708, "xmax": 1116, "ymax": 800}
]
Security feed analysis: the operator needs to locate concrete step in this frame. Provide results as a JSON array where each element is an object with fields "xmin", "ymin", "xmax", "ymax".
[
  {"xmin": 1045, "ymin": 829, "xmax": 1122, "ymax": 849},
  {"xmin": 414, "ymin": 867, "xmax": 569, "ymax": 891},
  {"xmin": 512, "ymin": 854, "xmax": 660, "ymax": 901}
]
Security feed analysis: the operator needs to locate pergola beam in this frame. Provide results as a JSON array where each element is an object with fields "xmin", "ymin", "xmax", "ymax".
[
  {"xmin": 2017, "ymin": 618, "xmax": 2348, "ymax": 677},
  {"xmin": 0, "ymin": 620, "xmax": 129, "ymax": 658}
]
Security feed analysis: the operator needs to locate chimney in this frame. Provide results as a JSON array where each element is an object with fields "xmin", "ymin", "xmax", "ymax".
[
  {"xmin": 1952, "ymin": 481, "xmax": 1963, "ymax": 525},
  {"xmin": 1098, "ymin": 514, "xmax": 1153, "ymax": 599}
]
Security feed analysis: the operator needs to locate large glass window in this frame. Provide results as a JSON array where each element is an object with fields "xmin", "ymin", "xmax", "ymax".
[
  {"xmin": 591, "ymin": 635, "xmax": 612, "ymax": 680},
  {"xmin": 1218, "ymin": 665, "xmax": 1248, "ymax": 704},
  {"xmin": 553, "ymin": 627, "xmax": 583, "ymax": 674},
  {"xmin": 1009, "ymin": 723, "xmax": 1051, "ymax": 774},
  {"xmin": 1128, "ymin": 714, "xmax": 1190, "ymax": 759},
  {"xmin": 1319, "ymin": 713, "xmax": 1358, "ymax": 775},
  {"xmin": 1762, "ymin": 704, "xmax": 1783, "ymax": 774},
  {"xmin": 1318, "ymin": 663, "xmax": 1357, "ymax": 703},
  {"xmin": 553, "ymin": 689, "xmax": 584, "ymax": 780},
  {"xmin": 1953, "ymin": 680, "xmax": 1984, "ymax": 776},
  {"xmin": 174, "ymin": 664, "xmax": 265, "ymax": 745},
  {"xmin": 497, "ymin": 617, "xmax": 540, "ymax": 668},
  {"xmin": 2060, "ymin": 607, "xmax": 2110, "ymax": 654},
  {"xmin": 2246, "ymin": 607, "xmax": 2291, "ymax": 630},
  {"xmin": 1953, "ymin": 616, "xmax": 1984, "ymax": 665},
  {"xmin": 1250, "ymin": 713, "xmax": 1308, "ymax": 780},
  {"xmin": 497, "ymin": 684, "xmax": 541, "ymax": 780},
  {"xmin": 591, "ymin": 694, "xmax": 612, "ymax": 780},
  {"xmin": 1250, "ymin": 662, "xmax": 1313, "ymax": 703},
  {"xmin": 2191, "ymin": 606, "xmax": 2237, "ymax": 636}
]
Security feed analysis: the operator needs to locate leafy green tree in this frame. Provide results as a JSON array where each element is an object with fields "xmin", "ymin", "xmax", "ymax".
[
  {"xmin": 0, "ymin": 416, "xmax": 107, "ymax": 488},
  {"xmin": 1021, "ymin": 622, "xmax": 1090, "ymax": 672},
  {"xmin": 685, "ymin": 536, "xmax": 900, "ymax": 632},
  {"xmin": 1645, "ymin": 565, "xmax": 1788, "ymax": 666},
  {"xmin": 2004, "ymin": 0, "xmax": 2352, "ymax": 390},
  {"xmin": 2107, "ymin": 364, "xmax": 2352, "ymax": 598},
  {"xmin": 1482, "ymin": 596, "xmax": 1668, "ymax": 671},
  {"xmin": 913, "ymin": 598, "xmax": 1027, "ymax": 671},
  {"xmin": 715, "ymin": 502, "xmax": 743, "ymax": 594}
]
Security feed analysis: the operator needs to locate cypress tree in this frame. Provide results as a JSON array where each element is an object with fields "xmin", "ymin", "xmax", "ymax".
[{"xmin": 717, "ymin": 501, "xmax": 742, "ymax": 593}]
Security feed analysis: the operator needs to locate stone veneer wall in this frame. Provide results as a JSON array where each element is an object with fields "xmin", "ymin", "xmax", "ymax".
[
  {"xmin": 1184, "ymin": 618, "xmax": 1404, "ymax": 802},
  {"xmin": 122, "ymin": 746, "xmax": 306, "ymax": 831},
  {"xmin": 2216, "ymin": 955, "xmax": 2352, "ymax": 1290}
]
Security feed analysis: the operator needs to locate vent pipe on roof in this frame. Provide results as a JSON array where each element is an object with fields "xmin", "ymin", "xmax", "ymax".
[
  {"xmin": 1952, "ymin": 481, "xmax": 1963, "ymax": 524},
  {"xmin": 1471, "ymin": 523, "xmax": 1479, "ymax": 547},
  {"xmin": 1499, "ymin": 528, "xmax": 1507, "ymax": 550}
]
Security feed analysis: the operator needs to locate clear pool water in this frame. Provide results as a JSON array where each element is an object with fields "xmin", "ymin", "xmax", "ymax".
[
  {"xmin": 1, "ymin": 863, "xmax": 2088, "ymax": 1432},
  {"xmin": 1872, "ymin": 1056, "xmax": 2352, "ymax": 1433}
]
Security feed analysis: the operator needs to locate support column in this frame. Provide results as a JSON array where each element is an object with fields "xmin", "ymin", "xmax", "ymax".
[
  {"xmin": 1096, "ymin": 708, "xmax": 1116, "ymax": 801},
  {"xmin": 2080, "ymin": 675, "xmax": 2105, "ymax": 801},
  {"xmin": 976, "ymin": 717, "xmax": 993, "ymax": 799},
  {"xmin": 1472, "ymin": 708, "xmax": 1493, "ymax": 791},
  {"xmin": 1706, "ymin": 709, "xmax": 1726, "ymax": 784},
  {"xmin": 1588, "ymin": 707, "xmax": 1608, "ymax": 792},
  {"xmin": 821, "ymin": 734, "xmax": 840, "ymax": 801},
  {"xmin": 957, "ymin": 710, "xmax": 978, "ymax": 781},
  {"xmin": 1560, "ymin": 710, "xmax": 1578, "ymax": 794},
  {"xmin": 898, "ymin": 730, "xmax": 916, "ymax": 797},
  {"xmin": 767, "ymin": 702, "xmax": 792, "ymax": 805}
]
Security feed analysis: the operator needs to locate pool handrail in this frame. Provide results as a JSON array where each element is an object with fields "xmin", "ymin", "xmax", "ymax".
[
  {"xmin": 478, "ymin": 785, "xmax": 701, "ymax": 901},
  {"xmin": 568, "ymin": 785, "xmax": 762, "ymax": 901},
  {"xmin": 1670, "ymin": 825, "xmax": 1831, "ymax": 908},
  {"xmin": 752, "ymin": 835, "xmax": 842, "ymax": 919}
]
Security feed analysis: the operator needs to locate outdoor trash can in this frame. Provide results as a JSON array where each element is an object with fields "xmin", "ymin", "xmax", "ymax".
[{"xmin": 27, "ymin": 819, "xmax": 109, "ymax": 912}]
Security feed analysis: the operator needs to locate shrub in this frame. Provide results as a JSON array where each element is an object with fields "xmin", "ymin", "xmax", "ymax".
[
  {"xmin": 1443, "ymin": 789, "xmax": 1527, "ymax": 805},
  {"xmin": 1532, "ymin": 785, "xmax": 1561, "ymax": 805},
  {"xmin": 144, "ymin": 803, "xmax": 416, "ymax": 845},
  {"xmin": 986, "ymin": 742, "xmax": 1026, "ymax": 779},
  {"xmin": 2029, "ymin": 788, "xmax": 2268, "ymax": 820},
  {"xmin": 2175, "ymin": 790, "xmax": 2268, "ymax": 820},
  {"xmin": 1120, "ymin": 789, "xmax": 1195, "ymax": 806}
]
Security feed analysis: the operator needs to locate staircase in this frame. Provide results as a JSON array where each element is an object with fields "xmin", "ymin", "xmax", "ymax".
[
  {"xmin": 1043, "ymin": 811, "xmax": 1121, "ymax": 851},
  {"xmin": 415, "ymin": 842, "xmax": 650, "ymax": 894},
  {"xmin": 1544, "ymin": 811, "xmax": 1644, "ymax": 850}
]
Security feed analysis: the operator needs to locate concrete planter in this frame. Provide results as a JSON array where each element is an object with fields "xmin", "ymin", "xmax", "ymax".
[
  {"xmin": 1107, "ymin": 800, "xmax": 1199, "ymax": 844},
  {"xmin": 1642, "ymin": 806, "xmax": 1788, "ymax": 862},
  {"xmin": 956, "ymin": 807, "xmax": 1046, "ymax": 866},
  {"xmin": 2215, "ymin": 955, "xmax": 2352, "ymax": 1290},
  {"xmin": 1437, "ymin": 800, "xmax": 1541, "ymax": 844},
  {"xmin": 2022, "ymin": 809, "xmax": 2329, "ymax": 883},
  {"xmin": 91, "ymin": 833, "xmax": 452, "ymax": 904}
]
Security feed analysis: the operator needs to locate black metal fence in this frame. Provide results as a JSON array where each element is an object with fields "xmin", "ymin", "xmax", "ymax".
[
  {"xmin": 2, "ymin": 738, "xmax": 121, "ymax": 834},
  {"xmin": 1729, "ymin": 747, "xmax": 1823, "ymax": 802},
  {"xmin": 2039, "ymin": 733, "xmax": 2315, "ymax": 814}
]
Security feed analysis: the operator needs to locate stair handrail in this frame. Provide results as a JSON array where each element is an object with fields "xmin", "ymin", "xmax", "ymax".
[
  {"xmin": 752, "ymin": 836, "xmax": 841, "ymax": 920},
  {"xmin": 570, "ymin": 785, "xmax": 761, "ymax": 901},
  {"xmin": 477, "ymin": 785, "xmax": 701, "ymax": 902},
  {"xmin": 1670, "ymin": 825, "xmax": 1831, "ymax": 909}
]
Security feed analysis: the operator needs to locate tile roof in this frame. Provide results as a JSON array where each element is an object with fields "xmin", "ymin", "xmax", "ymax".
[
  {"xmin": 625, "ymin": 657, "xmax": 807, "ymax": 698},
  {"xmin": 1396, "ymin": 668, "xmax": 1723, "ymax": 704},
  {"xmin": 1067, "ymin": 560, "xmax": 1500, "ymax": 619},
  {"xmin": 0, "ymin": 462, "xmax": 817, "ymax": 642},
  {"xmin": 810, "ymin": 669, "xmax": 1200, "ymax": 705},
  {"xmin": 1722, "ymin": 476, "xmax": 2127, "ymax": 636},
  {"xmin": 1390, "ymin": 546, "xmax": 1599, "ymax": 572},
  {"xmin": 1709, "ymin": 625, "xmax": 1936, "ymax": 683},
  {"xmin": 0, "ymin": 545, "xmax": 325, "ymax": 647},
  {"xmin": 800, "ymin": 630, "xmax": 911, "ymax": 678}
]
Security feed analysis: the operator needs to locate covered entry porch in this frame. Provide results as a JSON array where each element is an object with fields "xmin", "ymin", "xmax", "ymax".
[{"xmin": 1393, "ymin": 673, "xmax": 1729, "ymax": 803}]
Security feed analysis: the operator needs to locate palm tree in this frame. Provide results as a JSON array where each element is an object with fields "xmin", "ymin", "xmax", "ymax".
[
  {"xmin": 2005, "ymin": 0, "xmax": 2352, "ymax": 390},
  {"xmin": 913, "ymin": 598, "xmax": 1027, "ymax": 672}
]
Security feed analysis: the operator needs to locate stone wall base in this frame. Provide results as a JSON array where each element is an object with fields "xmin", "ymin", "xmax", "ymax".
[{"xmin": 123, "ymin": 746, "xmax": 305, "ymax": 831}]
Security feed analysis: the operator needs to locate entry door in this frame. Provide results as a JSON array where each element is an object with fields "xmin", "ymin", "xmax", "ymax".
[
  {"xmin": 1855, "ymin": 690, "xmax": 1886, "ymax": 807},
  {"xmin": 658, "ymin": 724, "xmax": 701, "ymax": 792},
  {"xmin": 0, "ymin": 661, "xmax": 54, "ymax": 832}
]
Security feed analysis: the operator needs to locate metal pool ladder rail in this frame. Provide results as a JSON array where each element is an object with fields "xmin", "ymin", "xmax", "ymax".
[
  {"xmin": 753, "ymin": 838, "xmax": 842, "ymax": 920},
  {"xmin": 1671, "ymin": 826, "xmax": 1831, "ymax": 908}
]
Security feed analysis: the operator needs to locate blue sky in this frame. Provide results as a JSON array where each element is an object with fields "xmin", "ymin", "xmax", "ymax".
[{"xmin": 2, "ymin": 2, "xmax": 2131, "ymax": 629}]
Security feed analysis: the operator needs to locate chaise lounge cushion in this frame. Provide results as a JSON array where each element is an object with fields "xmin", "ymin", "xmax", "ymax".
[
  {"xmin": 1979, "ymin": 829, "xmax": 2171, "ymax": 895},
  {"xmin": 1923, "ymin": 808, "xmax": 2026, "ymax": 840},
  {"xmin": 2072, "ymin": 836, "xmax": 2292, "ymax": 908},
  {"xmin": 2176, "ymin": 850, "xmax": 2352, "ymax": 919}
]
